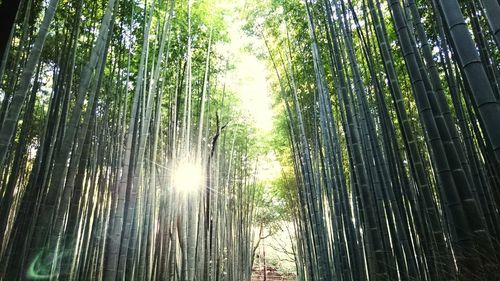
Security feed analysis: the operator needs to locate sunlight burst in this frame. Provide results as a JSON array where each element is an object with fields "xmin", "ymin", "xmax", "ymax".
[{"xmin": 173, "ymin": 162, "xmax": 204, "ymax": 194}]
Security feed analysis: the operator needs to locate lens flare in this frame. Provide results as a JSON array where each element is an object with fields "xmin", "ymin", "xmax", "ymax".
[{"xmin": 27, "ymin": 249, "xmax": 59, "ymax": 280}]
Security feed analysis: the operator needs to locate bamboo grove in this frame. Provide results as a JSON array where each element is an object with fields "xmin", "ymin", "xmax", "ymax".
[
  {"xmin": 1, "ymin": 0, "xmax": 500, "ymax": 280},
  {"xmin": 0, "ymin": 0, "xmax": 262, "ymax": 280},
  {"xmin": 245, "ymin": 0, "xmax": 500, "ymax": 280}
]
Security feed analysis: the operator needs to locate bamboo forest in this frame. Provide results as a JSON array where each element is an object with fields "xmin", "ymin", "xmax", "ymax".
[{"xmin": 1, "ymin": 0, "xmax": 500, "ymax": 280}]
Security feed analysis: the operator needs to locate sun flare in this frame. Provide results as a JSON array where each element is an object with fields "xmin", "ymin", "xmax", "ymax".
[{"xmin": 173, "ymin": 162, "xmax": 203, "ymax": 194}]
